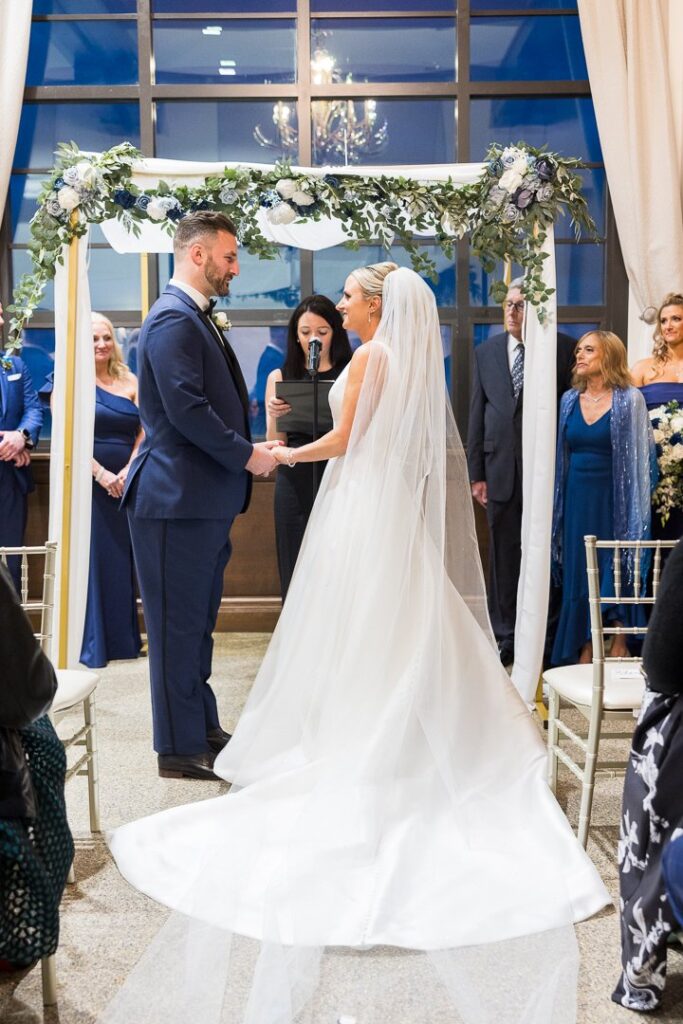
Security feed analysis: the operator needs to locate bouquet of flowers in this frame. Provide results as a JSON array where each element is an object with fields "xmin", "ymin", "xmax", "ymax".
[{"xmin": 650, "ymin": 400, "xmax": 683, "ymax": 525}]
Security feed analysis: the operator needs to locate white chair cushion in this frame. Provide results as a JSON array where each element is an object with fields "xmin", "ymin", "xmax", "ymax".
[
  {"xmin": 543, "ymin": 663, "xmax": 645, "ymax": 710},
  {"xmin": 52, "ymin": 668, "xmax": 99, "ymax": 713}
]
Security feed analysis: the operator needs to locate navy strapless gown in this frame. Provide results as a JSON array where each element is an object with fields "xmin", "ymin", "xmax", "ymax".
[
  {"xmin": 80, "ymin": 388, "xmax": 142, "ymax": 668},
  {"xmin": 552, "ymin": 402, "xmax": 623, "ymax": 666},
  {"xmin": 640, "ymin": 381, "xmax": 683, "ymax": 542}
]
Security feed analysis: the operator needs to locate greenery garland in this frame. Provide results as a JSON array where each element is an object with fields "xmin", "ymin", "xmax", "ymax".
[{"xmin": 5, "ymin": 139, "xmax": 596, "ymax": 348}]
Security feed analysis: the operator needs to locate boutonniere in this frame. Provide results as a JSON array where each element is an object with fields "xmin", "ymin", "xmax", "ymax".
[
  {"xmin": 0, "ymin": 356, "xmax": 13, "ymax": 372},
  {"xmin": 211, "ymin": 311, "xmax": 232, "ymax": 332}
]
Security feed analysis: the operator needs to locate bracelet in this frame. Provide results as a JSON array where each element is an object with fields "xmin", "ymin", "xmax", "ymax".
[
  {"xmin": 95, "ymin": 466, "xmax": 105, "ymax": 483},
  {"xmin": 285, "ymin": 449, "xmax": 296, "ymax": 469}
]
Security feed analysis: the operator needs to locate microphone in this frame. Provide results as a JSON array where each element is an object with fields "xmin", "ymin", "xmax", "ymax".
[{"xmin": 307, "ymin": 336, "xmax": 322, "ymax": 375}]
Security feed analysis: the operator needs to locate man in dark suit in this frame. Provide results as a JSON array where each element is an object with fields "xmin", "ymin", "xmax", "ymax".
[
  {"xmin": 0, "ymin": 300, "xmax": 43, "ymax": 591},
  {"xmin": 467, "ymin": 280, "xmax": 576, "ymax": 665},
  {"xmin": 123, "ymin": 213, "xmax": 279, "ymax": 780}
]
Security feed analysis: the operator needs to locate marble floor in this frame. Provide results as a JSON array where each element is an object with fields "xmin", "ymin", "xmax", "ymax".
[{"xmin": 1, "ymin": 634, "xmax": 682, "ymax": 1023}]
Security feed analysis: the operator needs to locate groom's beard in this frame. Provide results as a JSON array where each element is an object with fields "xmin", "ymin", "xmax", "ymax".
[{"xmin": 204, "ymin": 256, "xmax": 233, "ymax": 297}]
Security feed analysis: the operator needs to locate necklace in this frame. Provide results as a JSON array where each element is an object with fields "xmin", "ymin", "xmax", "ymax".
[{"xmin": 582, "ymin": 390, "xmax": 609, "ymax": 404}]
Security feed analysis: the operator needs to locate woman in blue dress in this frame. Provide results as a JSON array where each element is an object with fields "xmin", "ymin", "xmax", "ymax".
[
  {"xmin": 631, "ymin": 291, "xmax": 683, "ymax": 542},
  {"xmin": 44, "ymin": 315, "xmax": 143, "ymax": 667},
  {"xmin": 551, "ymin": 331, "xmax": 656, "ymax": 666}
]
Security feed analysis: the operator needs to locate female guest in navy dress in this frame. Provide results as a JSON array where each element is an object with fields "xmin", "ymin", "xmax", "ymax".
[
  {"xmin": 631, "ymin": 292, "xmax": 683, "ymax": 542},
  {"xmin": 551, "ymin": 331, "xmax": 656, "ymax": 666},
  {"xmin": 265, "ymin": 295, "xmax": 352, "ymax": 600},
  {"xmin": 44, "ymin": 314, "xmax": 143, "ymax": 667}
]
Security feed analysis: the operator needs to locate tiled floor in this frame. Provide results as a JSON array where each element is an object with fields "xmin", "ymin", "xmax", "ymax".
[{"xmin": 1, "ymin": 634, "xmax": 682, "ymax": 1023}]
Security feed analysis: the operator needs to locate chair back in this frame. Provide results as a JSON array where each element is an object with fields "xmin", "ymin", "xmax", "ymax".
[
  {"xmin": 0, "ymin": 543, "xmax": 57, "ymax": 656},
  {"xmin": 584, "ymin": 535, "xmax": 677, "ymax": 698}
]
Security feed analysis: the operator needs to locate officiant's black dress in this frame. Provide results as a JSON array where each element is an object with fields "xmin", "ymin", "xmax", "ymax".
[{"xmin": 274, "ymin": 367, "xmax": 341, "ymax": 600}]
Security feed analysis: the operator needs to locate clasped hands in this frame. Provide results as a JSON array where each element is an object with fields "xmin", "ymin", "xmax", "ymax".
[
  {"xmin": 0, "ymin": 430, "xmax": 30, "ymax": 467},
  {"xmin": 245, "ymin": 440, "xmax": 296, "ymax": 476}
]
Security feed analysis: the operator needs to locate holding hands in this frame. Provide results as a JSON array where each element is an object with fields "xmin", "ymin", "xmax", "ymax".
[
  {"xmin": 0, "ymin": 430, "xmax": 27, "ymax": 462},
  {"xmin": 246, "ymin": 440, "xmax": 283, "ymax": 477}
]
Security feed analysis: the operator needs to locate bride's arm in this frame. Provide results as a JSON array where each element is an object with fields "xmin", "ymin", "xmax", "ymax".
[{"xmin": 274, "ymin": 344, "xmax": 372, "ymax": 465}]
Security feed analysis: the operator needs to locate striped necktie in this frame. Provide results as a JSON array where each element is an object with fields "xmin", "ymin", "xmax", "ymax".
[{"xmin": 511, "ymin": 343, "xmax": 524, "ymax": 400}]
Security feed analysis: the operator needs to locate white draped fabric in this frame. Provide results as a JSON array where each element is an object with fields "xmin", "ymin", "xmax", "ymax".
[
  {"xmin": 50, "ymin": 238, "xmax": 95, "ymax": 666},
  {"xmin": 578, "ymin": 0, "xmax": 683, "ymax": 361},
  {"xmin": 513, "ymin": 229, "xmax": 558, "ymax": 704},
  {"xmin": 54, "ymin": 155, "xmax": 555, "ymax": 696},
  {"xmin": 0, "ymin": 0, "xmax": 32, "ymax": 216}
]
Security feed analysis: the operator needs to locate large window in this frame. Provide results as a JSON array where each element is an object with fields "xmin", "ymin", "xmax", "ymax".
[{"xmin": 2, "ymin": 1, "xmax": 626, "ymax": 440}]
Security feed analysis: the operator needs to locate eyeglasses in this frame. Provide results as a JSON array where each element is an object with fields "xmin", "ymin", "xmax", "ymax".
[{"xmin": 504, "ymin": 301, "xmax": 525, "ymax": 313}]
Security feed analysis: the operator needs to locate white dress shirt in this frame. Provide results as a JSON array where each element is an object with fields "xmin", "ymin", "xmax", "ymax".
[
  {"xmin": 168, "ymin": 277, "xmax": 211, "ymax": 313},
  {"xmin": 507, "ymin": 333, "xmax": 524, "ymax": 373}
]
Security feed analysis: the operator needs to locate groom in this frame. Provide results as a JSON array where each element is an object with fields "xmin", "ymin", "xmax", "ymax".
[{"xmin": 123, "ymin": 212, "xmax": 278, "ymax": 780}]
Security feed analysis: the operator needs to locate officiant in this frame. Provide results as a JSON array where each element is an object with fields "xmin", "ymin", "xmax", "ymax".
[{"xmin": 265, "ymin": 295, "xmax": 352, "ymax": 600}]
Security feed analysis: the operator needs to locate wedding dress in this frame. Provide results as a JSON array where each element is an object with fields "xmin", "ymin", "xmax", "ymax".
[{"xmin": 107, "ymin": 269, "xmax": 610, "ymax": 1024}]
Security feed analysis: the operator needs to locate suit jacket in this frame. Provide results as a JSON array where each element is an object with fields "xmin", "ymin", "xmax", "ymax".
[
  {"xmin": 122, "ymin": 285, "xmax": 253, "ymax": 520},
  {"xmin": 467, "ymin": 331, "xmax": 576, "ymax": 504},
  {"xmin": 0, "ymin": 355, "xmax": 42, "ymax": 496}
]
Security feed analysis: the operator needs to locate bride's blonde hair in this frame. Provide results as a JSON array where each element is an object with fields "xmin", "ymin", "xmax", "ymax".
[{"xmin": 350, "ymin": 262, "xmax": 399, "ymax": 301}]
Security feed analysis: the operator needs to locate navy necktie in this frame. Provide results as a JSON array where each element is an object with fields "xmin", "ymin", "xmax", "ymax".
[{"xmin": 511, "ymin": 343, "xmax": 525, "ymax": 400}]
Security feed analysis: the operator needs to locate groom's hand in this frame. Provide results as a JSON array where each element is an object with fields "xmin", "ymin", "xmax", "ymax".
[{"xmin": 246, "ymin": 440, "xmax": 281, "ymax": 477}]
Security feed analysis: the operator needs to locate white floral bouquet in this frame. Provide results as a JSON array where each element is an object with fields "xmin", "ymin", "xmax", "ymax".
[{"xmin": 649, "ymin": 400, "xmax": 683, "ymax": 525}]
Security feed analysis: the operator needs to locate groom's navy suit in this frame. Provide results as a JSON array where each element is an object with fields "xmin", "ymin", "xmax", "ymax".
[
  {"xmin": 467, "ymin": 330, "xmax": 576, "ymax": 655},
  {"xmin": 122, "ymin": 284, "xmax": 253, "ymax": 756}
]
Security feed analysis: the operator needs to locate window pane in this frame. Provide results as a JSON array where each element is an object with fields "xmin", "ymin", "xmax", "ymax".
[
  {"xmin": 27, "ymin": 20, "xmax": 138, "ymax": 86},
  {"xmin": 159, "ymin": 247, "xmax": 301, "ymax": 310},
  {"xmin": 153, "ymin": 19, "xmax": 296, "ymax": 85},
  {"xmin": 310, "ymin": 19, "xmax": 456, "ymax": 83},
  {"xmin": 89, "ymin": 249, "xmax": 142, "ymax": 310},
  {"xmin": 154, "ymin": 0, "xmax": 295, "ymax": 11},
  {"xmin": 469, "ymin": 258, "xmax": 523, "ymax": 307},
  {"xmin": 156, "ymin": 101, "xmax": 298, "ymax": 162},
  {"xmin": 312, "ymin": 0, "xmax": 455, "ymax": 10},
  {"xmin": 313, "ymin": 245, "xmax": 455, "ymax": 306},
  {"xmin": 9, "ymin": 175, "xmax": 49, "ymax": 243},
  {"xmin": 311, "ymin": 98, "xmax": 455, "ymax": 165},
  {"xmin": 470, "ymin": 15, "xmax": 586, "ymax": 81},
  {"xmin": 14, "ymin": 103, "xmax": 140, "ymax": 168},
  {"xmin": 471, "ymin": 0, "xmax": 576, "ymax": 9},
  {"xmin": 557, "ymin": 322, "xmax": 599, "ymax": 340},
  {"xmin": 470, "ymin": 97, "xmax": 600, "ymax": 163},
  {"xmin": 226, "ymin": 326, "xmax": 289, "ymax": 439},
  {"xmin": 473, "ymin": 320, "xmax": 596, "ymax": 348},
  {"xmin": 555, "ymin": 242, "xmax": 604, "ymax": 305},
  {"xmin": 13, "ymin": 251, "xmax": 55, "ymax": 310},
  {"xmin": 33, "ymin": 0, "xmax": 135, "ymax": 11},
  {"xmin": 555, "ymin": 168, "xmax": 605, "ymax": 240}
]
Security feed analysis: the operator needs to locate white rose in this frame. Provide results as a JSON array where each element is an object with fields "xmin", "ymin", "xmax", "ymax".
[
  {"xmin": 267, "ymin": 201, "xmax": 297, "ymax": 225},
  {"xmin": 275, "ymin": 178, "xmax": 297, "ymax": 200},
  {"xmin": 146, "ymin": 198, "xmax": 167, "ymax": 221},
  {"xmin": 291, "ymin": 189, "xmax": 315, "ymax": 206},
  {"xmin": 511, "ymin": 154, "xmax": 528, "ymax": 175},
  {"xmin": 57, "ymin": 185, "xmax": 81, "ymax": 211},
  {"xmin": 212, "ymin": 312, "xmax": 231, "ymax": 331},
  {"xmin": 75, "ymin": 160, "xmax": 99, "ymax": 186},
  {"xmin": 669, "ymin": 415, "xmax": 683, "ymax": 433},
  {"xmin": 652, "ymin": 428, "xmax": 664, "ymax": 444},
  {"xmin": 499, "ymin": 168, "xmax": 524, "ymax": 194},
  {"xmin": 672, "ymin": 443, "xmax": 683, "ymax": 460},
  {"xmin": 650, "ymin": 405, "xmax": 666, "ymax": 419}
]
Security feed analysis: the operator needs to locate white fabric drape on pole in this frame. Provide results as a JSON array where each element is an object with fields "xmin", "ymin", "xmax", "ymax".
[
  {"xmin": 578, "ymin": 0, "xmax": 683, "ymax": 362},
  {"xmin": 50, "ymin": 238, "xmax": 94, "ymax": 667},
  {"xmin": 512, "ymin": 229, "xmax": 558, "ymax": 704},
  {"xmin": 0, "ymin": 0, "xmax": 32, "ymax": 217}
]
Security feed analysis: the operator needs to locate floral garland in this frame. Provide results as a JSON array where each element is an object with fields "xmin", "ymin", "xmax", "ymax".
[
  {"xmin": 5, "ymin": 139, "xmax": 595, "ymax": 348},
  {"xmin": 649, "ymin": 400, "xmax": 683, "ymax": 526}
]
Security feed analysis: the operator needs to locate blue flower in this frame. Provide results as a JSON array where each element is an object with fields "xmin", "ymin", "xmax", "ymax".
[
  {"xmin": 260, "ymin": 189, "xmax": 280, "ymax": 209},
  {"xmin": 54, "ymin": 177, "xmax": 65, "ymax": 190},
  {"xmin": 219, "ymin": 186, "xmax": 238, "ymax": 204},
  {"xmin": 324, "ymin": 174, "xmax": 341, "ymax": 188},
  {"xmin": 135, "ymin": 194, "xmax": 151, "ymax": 211},
  {"xmin": 488, "ymin": 158, "xmax": 504, "ymax": 178},
  {"xmin": 536, "ymin": 157, "xmax": 555, "ymax": 182},
  {"xmin": 166, "ymin": 206, "xmax": 184, "ymax": 222},
  {"xmin": 114, "ymin": 189, "xmax": 137, "ymax": 209},
  {"xmin": 513, "ymin": 187, "xmax": 535, "ymax": 210}
]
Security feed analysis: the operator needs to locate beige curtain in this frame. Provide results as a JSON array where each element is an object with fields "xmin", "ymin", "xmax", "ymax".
[
  {"xmin": 578, "ymin": 0, "xmax": 683, "ymax": 361},
  {"xmin": 0, "ymin": 1, "xmax": 32, "ymax": 224}
]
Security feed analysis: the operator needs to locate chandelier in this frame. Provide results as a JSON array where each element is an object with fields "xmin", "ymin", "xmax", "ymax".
[{"xmin": 254, "ymin": 47, "xmax": 388, "ymax": 165}]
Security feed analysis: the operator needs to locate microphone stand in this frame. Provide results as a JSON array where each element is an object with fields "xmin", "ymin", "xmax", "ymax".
[{"xmin": 307, "ymin": 338, "xmax": 322, "ymax": 493}]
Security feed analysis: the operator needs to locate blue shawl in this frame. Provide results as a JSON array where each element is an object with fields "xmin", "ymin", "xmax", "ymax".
[{"xmin": 551, "ymin": 386, "xmax": 657, "ymax": 585}]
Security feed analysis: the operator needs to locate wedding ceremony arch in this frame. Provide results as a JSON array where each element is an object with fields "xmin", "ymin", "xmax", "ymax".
[{"xmin": 7, "ymin": 140, "xmax": 594, "ymax": 704}]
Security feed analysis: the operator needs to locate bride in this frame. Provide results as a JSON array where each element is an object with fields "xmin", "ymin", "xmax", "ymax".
[{"xmin": 108, "ymin": 264, "xmax": 609, "ymax": 1024}]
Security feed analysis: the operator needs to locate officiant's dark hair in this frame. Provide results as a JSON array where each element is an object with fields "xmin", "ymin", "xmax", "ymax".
[
  {"xmin": 282, "ymin": 295, "xmax": 353, "ymax": 380},
  {"xmin": 173, "ymin": 211, "xmax": 238, "ymax": 256}
]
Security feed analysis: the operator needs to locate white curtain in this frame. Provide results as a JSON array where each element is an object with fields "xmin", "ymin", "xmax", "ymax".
[
  {"xmin": 0, "ymin": 0, "xmax": 32, "ymax": 219},
  {"xmin": 50, "ymin": 237, "xmax": 94, "ymax": 667},
  {"xmin": 513, "ymin": 229, "xmax": 558, "ymax": 704},
  {"xmin": 578, "ymin": 0, "xmax": 683, "ymax": 361}
]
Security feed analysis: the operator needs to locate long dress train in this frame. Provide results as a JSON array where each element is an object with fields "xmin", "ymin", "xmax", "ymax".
[{"xmin": 108, "ymin": 270, "xmax": 609, "ymax": 1024}]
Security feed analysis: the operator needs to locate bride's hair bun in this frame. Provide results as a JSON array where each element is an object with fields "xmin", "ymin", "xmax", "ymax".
[{"xmin": 351, "ymin": 261, "xmax": 399, "ymax": 300}]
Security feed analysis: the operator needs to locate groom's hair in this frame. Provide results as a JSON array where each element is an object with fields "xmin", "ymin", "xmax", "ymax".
[{"xmin": 173, "ymin": 212, "xmax": 238, "ymax": 257}]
